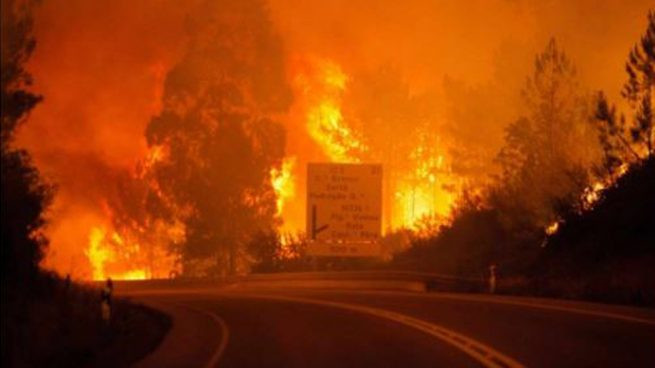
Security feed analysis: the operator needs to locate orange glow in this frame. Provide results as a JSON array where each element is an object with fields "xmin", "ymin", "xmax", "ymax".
[
  {"xmin": 392, "ymin": 132, "xmax": 458, "ymax": 230},
  {"xmin": 17, "ymin": 1, "xmax": 650, "ymax": 278},
  {"xmin": 283, "ymin": 57, "xmax": 460, "ymax": 233},
  {"xmin": 297, "ymin": 58, "xmax": 367, "ymax": 163},
  {"xmin": 545, "ymin": 221, "xmax": 560, "ymax": 235},
  {"xmin": 271, "ymin": 157, "xmax": 296, "ymax": 216},
  {"xmin": 582, "ymin": 181, "xmax": 606, "ymax": 209},
  {"xmin": 143, "ymin": 144, "xmax": 167, "ymax": 172},
  {"xmin": 87, "ymin": 227, "xmax": 111, "ymax": 280},
  {"xmin": 582, "ymin": 164, "xmax": 629, "ymax": 209},
  {"xmin": 85, "ymin": 222, "xmax": 181, "ymax": 281},
  {"xmin": 86, "ymin": 226, "xmax": 149, "ymax": 281}
]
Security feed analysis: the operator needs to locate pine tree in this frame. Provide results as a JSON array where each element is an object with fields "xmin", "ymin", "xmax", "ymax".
[
  {"xmin": 494, "ymin": 39, "xmax": 596, "ymax": 228},
  {"xmin": 595, "ymin": 10, "xmax": 654, "ymax": 173}
]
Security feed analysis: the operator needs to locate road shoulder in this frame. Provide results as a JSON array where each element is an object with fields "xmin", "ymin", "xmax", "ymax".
[{"xmin": 133, "ymin": 299, "xmax": 227, "ymax": 368}]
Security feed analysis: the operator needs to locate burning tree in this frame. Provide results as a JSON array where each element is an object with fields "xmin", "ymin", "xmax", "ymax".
[
  {"xmin": 537, "ymin": 13, "xmax": 655, "ymax": 300},
  {"xmin": 493, "ymin": 39, "xmax": 599, "ymax": 228},
  {"xmin": 144, "ymin": 0, "xmax": 292, "ymax": 276},
  {"xmin": 343, "ymin": 66, "xmax": 457, "ymax": 230},
  {"xmin": 344, "ymin": 66, "xmax": 424, "ymax": 229}
]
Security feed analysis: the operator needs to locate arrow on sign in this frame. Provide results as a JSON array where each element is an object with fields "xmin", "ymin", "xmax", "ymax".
[{"xmin": 311, "ymin": 205, "xmax": 329, "ymax": 240}]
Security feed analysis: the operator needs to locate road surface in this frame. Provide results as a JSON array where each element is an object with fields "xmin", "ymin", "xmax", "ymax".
[{"xmin": 120, "ymin": 282, "xmax": 655, "ymax": 368}]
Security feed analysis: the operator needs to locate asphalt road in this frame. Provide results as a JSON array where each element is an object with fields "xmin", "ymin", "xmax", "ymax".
[{"xmin": 122, "ymin": 284, "xmax": 655, "ymax": 368}]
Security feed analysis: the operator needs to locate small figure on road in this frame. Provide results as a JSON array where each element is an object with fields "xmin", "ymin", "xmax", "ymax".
[
  {"xmin": 488, "ymin": 264, "xmax": 497, "ymax": 294},
  {"xmin": 101, "ymin": 277, "xmax": 113, "ymax": 322}
]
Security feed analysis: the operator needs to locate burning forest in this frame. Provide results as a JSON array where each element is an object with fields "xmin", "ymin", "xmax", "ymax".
[
  {"xmin": 3, "ymin": 1, "xmax": 655, "ymax": 366},
  {"xmin": 4, "ymin": 0, "xmax": 653, "ymax": 286}
]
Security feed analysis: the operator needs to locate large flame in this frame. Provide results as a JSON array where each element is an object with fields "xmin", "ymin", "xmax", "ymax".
[
  {"xmin": 80, "ymin": 143, "xmax": 183, "ymax": 281},
  {"xmin": 282, "ymin": 56, "xmax": 460, "ymax": 234},
  {"xmin": 271, "ymin": 156, "xmax": 296, "ymax": 217},
  {"xmin": 86, "ymin": 227, "xmax": 148, "ymax": 281},
  {"xmin": 85, "ymin": 221, "xmax": 182, "ymax": 280},
  {"xmin": 24, "ymin": 1, "xmax": 645, "ymax": 278},
  {"xmin": 393, "ymin": 130, "xmax": 458, "ymax": 230},
  {"xmin": 297, "ymin": 58, "xmax": 367, "ymax": 163},
  {"xmin": 545, "ymin": 163, "xmax": 631, "ymax": 237}
]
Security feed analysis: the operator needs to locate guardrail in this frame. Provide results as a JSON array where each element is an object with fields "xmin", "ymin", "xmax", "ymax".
[
  {"xmin": 234, "ymin": 271, "xmax": 485, "ymax": 293},
  {"xmin": 109, "ymin": 271, "xmax": 486, "ymax": 294}
]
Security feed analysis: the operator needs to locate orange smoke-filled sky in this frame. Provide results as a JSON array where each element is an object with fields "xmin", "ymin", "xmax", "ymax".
[{"xmin": 16, "ymin": 0, "xmax": 652, "ymax": 278}]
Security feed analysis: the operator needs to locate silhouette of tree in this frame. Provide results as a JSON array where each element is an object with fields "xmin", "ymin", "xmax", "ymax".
[
  {"xmin": 1, "ymin": 0, "xmax": 51, "ymax": 281},
  {"xmin": 493, "ymin": 39, "xmax": 597, "ymax": 228},
  {"xmin": 595, "ymin": 10, "xmax": 654, "ymax": 174},
  {"xmin": 247, "ymin": 230, "xmax": 281, "ymax": 273},
  {"xmin": 144, "ymin": 0, "xmax": 292, "ymax": 276}
]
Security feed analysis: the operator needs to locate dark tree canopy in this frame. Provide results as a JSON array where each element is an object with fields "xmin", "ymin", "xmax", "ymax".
[
  {"xmin": 623, "ymin": 10, "xmax": 654, "ymax": 155},
  {"xmin": 144, "ymin": 0, "xmax": 292, "ymax": 275},
  {"xmin": 595, "ymin": 10, "xmax": 654, "ymax": 174},
  {"xmin": 493, "ymin": 39, "xmax": 597, "ymax": 228},
  {"xmin": 1, "ymin": 0, "xmax": 41, "ymax": 148},
  {"xmin": 1, "ymin": 0, "xmax": 51, "ymax": 281}
]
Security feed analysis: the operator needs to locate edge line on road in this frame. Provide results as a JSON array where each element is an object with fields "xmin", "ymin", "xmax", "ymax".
[
  {"xmin": 307, "ymin": 290, "xmax": 655, "ymax": 327},
  {"xmin": 418, "ymin": 293, "xmax": 655, "ymax": 326},
  {"xmin": 176, "ymin": 303, "xmax": 230, "ymax": 368},
  {"xmin": 225, "ymin": 293, "xmax": 525, "ymax": 368}
]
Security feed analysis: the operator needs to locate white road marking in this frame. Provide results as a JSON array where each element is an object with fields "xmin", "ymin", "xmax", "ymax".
[
  {"xmin": 176, "ymin": 304, "xmax": 230, "ymax": 368},
  {"xmin": 226, "ymin": 293, "xmax": 525, "ymax": 368},
  {"xmin": 302, "ymin": 289, "xmax": 655, "ymax": 327},
  {"xmin": 424, "ymin": 293, "xmax": 655, "ymax": 326}
]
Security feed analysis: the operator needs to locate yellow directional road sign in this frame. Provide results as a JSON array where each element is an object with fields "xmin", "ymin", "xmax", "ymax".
[{"xmin": 306, "ymin": 163, "xmax": 382, "ymax": 257}]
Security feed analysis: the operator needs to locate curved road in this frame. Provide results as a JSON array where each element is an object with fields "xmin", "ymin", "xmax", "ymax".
[{"xmin": 122, "ymin": 284, "xmax": 655, "ymax": 368}]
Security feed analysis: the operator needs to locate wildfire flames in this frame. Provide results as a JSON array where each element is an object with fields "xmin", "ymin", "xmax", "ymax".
[
  {"xmin": 87, "ymin": 227, "xmax": 147, "ymax": 281},
  {"xmin": 271, "ymin": 157, "xmax": 296, "ymax": 217},
  {"xmin": 299, "ymin": 58, "xmax": 367, "ymax": 163},
  {"xmin": 285, "ymin": 56, "xmax": 460, "ymax": 234},
  {"xmin": 18, "ymin": 0, "xmax": 648, "ymax": 280},
  {"xmin": 85, "ymin": 217, "xmax": 183, "ymax": 281},
  {"xmin": 83, "ymin": 54, "xmax": 461, "ymax": 281},
  {"xmin": 393, "ymin": 132, "xmax": 457, "ymax": 228}
]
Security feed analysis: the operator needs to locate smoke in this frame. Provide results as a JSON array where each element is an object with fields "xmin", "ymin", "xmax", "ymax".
[
  {"xmin": 17, "ymin": 0, "xmax": 193, "ymax": 277},
  {"xmin": 271, "ymin": 0, "xmax": 648, "ymax": 94},
  {"xmin": 15, "ymin": 0, "xmax": 652, "ymax": 278}
]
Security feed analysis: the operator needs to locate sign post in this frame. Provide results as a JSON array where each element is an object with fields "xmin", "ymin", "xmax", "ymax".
[{"xmin": 306, "ymin": 163, "xmax": 382, "ymax": 257}]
